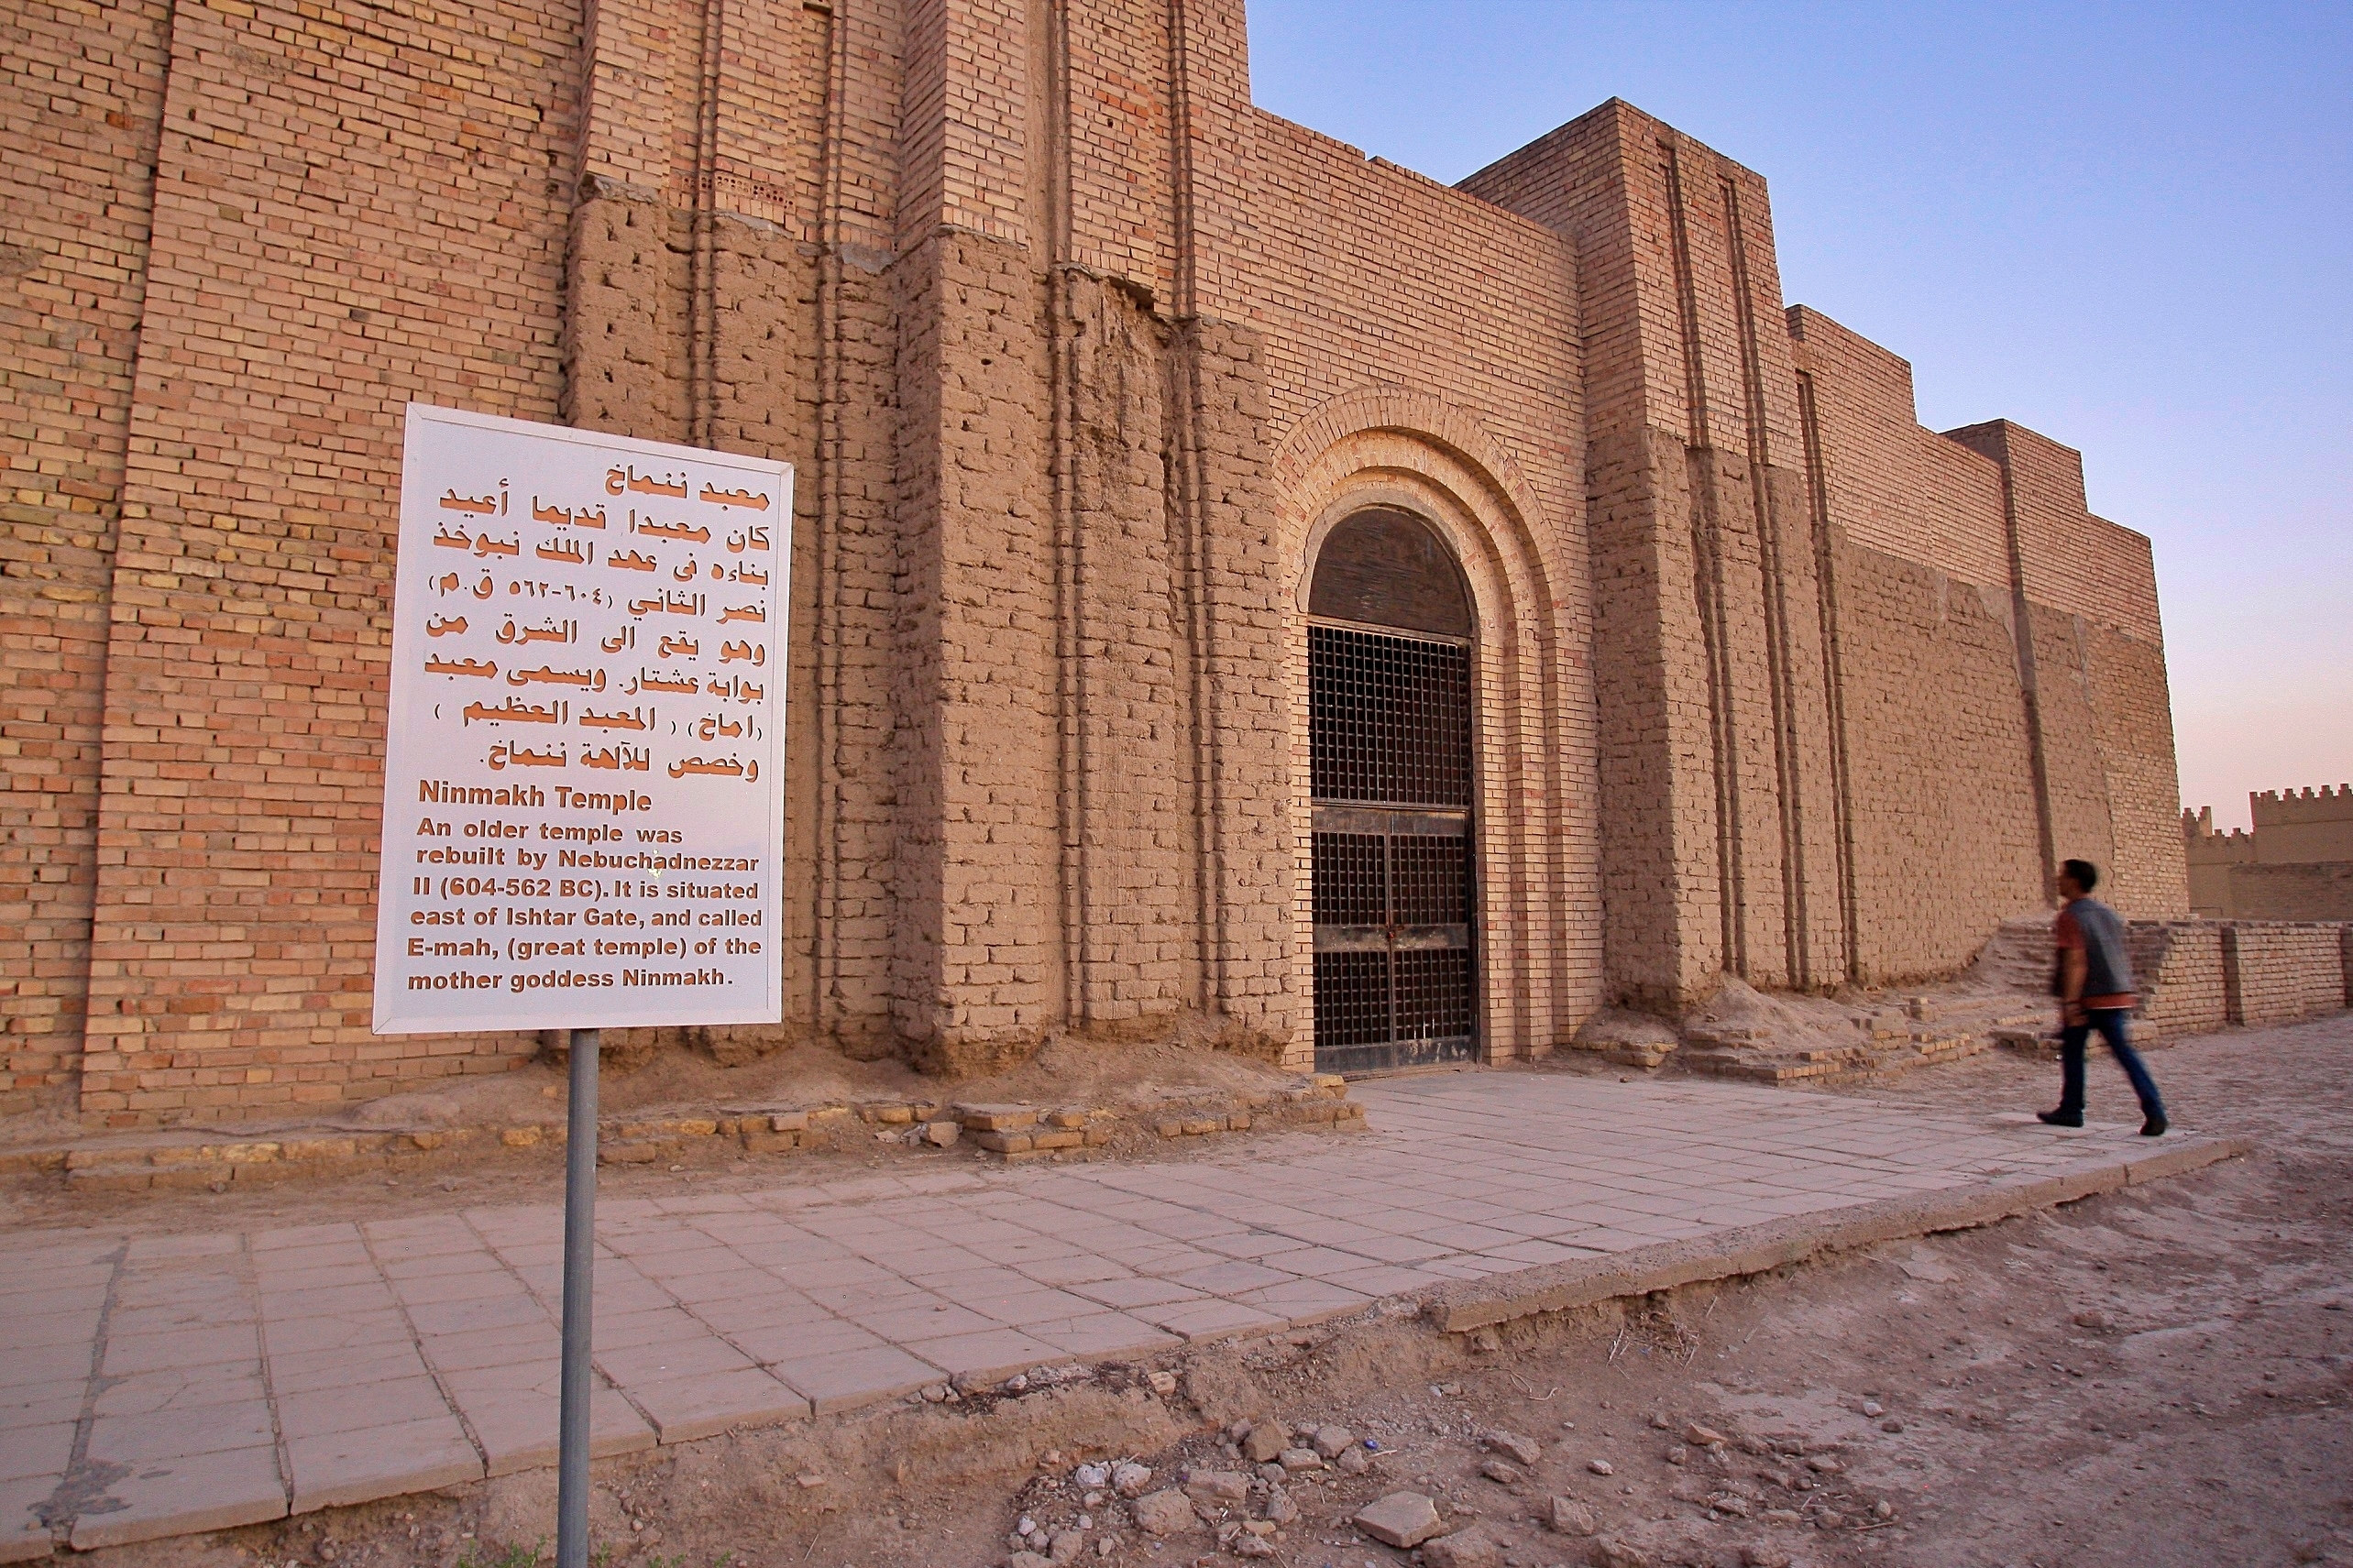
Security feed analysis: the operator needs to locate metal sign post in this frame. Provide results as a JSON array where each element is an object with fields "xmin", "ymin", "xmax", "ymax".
[{"xmin": 555, "ymin": 1026, "xmax": 599, "ymax": 1568}]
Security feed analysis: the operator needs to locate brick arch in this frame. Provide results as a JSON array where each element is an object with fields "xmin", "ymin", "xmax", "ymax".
[
  {"xmin": 1270, "ymin": 384, "xmax": 1558, "ymax": 617},
  {"xmin": 1270, "ymin": 385, "xmax": 1577, "ymax": 1072}
]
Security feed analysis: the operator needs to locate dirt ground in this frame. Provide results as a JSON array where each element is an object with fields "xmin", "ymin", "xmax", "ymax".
[{"xmin": 40, "ymin": 1014, "xmax": 2353, "ymax": 1568}]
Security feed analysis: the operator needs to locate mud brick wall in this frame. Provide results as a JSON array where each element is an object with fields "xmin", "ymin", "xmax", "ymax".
[
  {"xmin": 68, "ymin": 0, "xmax": 581, "ymax": 1124},
  {"xmin": 0, "ymin": 0, "xmax": 176, "ymax": 1113},
  {"xmin": 1824, "ymin": 540, "xmax": 2043, "ymax": 979},
  {"xmin": 1785, "ymin": 310, "xmax": 2009, "ymax": 589},
  {"xmin": 1947, "ymin": 421, "xmax": 2188, "ymax": 923},
  {"xmin": 2128, "ymin": 921, "xmax": 2227, "ymax": 1040},
  {"xmin": 2222, "ymin": 923, "xmax": 2349, "ymax": 1025},
  {"xmin": 2249, "ymin": 784, "xmax": 2353, "ymax": 861},
  {"xmin": 2201, "ymin": 863, "xmax": 2353, "ymax": 922},
  {"xmin": 1462, "ymin": 101, "xmax": 1850, "ymax": 1006},
  {"xmin": 5, "ymin": 0, "xmax": 2204, "ymax": 1117}
]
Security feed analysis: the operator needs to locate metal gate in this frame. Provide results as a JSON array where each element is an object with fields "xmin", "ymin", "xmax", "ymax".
[{"xmin": 1310, "ymin": 621, "xmax": 1476, "ymax": 1072}]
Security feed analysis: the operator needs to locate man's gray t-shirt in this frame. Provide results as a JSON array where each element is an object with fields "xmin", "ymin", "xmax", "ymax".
[{"xmin": 2054, "ymin": 896, "xmax": 2136, "ymax": 1003}]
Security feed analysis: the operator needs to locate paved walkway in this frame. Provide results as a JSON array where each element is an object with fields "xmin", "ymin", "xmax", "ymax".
[{"xmin": 1, "ymin": 1074, "xmax": 2209, "ymax": 1555}]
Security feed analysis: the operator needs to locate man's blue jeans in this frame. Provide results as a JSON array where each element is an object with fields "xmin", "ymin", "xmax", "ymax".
[{"xmin": 2059, "ymin": 1007, "xmax": 2165, "ymax": 1121}]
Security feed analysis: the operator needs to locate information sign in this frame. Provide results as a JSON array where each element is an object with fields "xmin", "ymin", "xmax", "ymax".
[{"xmin": 372, "ymin": 404, "xmax": 791, "ymax": 1034}]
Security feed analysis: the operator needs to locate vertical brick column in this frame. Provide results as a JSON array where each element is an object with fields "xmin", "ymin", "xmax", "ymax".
[
  {"xmin": 1949, "ymin": 420, "xmax": 2187, "ymax": 918},
  {"xmin": 887, "ymin": 229, "xmax": 1058, "ymax": 1071},
  {"xmin": 0, "ymin": 0, "xmax": 175, "ymax": 1112},
  {"xmin": 1462, "ymin": 102, "xmax": 1846, "ymax": 1006},
  {"xmin": 561, "ymin": 0, "xmax": 844, "ymax": 1058}
]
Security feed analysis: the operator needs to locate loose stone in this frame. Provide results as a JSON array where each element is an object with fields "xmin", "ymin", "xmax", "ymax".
[
  {"xmin": 1312, "ymin": 1424, "xmax": 1356, "ymax": 1458},
  {"xmin": 1354, "ymin": 1492, "xmax": 1446, "ymax": 1549},
  {"xmin": 1182, "ymin": 1471, "xmax": 1249, "ymax": 1503},
  {"xmin": 1424, "ymin": 1527, "xmax": 1504, "ymax": 1568},
  {"xmin": 1587, "ymin": 1537, "xmax": 1654, "ymax": 1568},
  {"xmin": 1485, "ymin": 1429, "xmax": 1545, "ymax": 1466},
  {"xmin": 1129, "ymin": 1491, "xmax": 1195, "ymax": 1537},
  {"xmin": 1549, "ymin": 1497, "xmax": 1600, "ymax": 1536}
]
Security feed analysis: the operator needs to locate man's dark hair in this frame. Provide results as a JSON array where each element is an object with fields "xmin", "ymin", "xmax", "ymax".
[{"xmin": 2061, "ymin": 858, "xmax": 2099, "ymax": 893}]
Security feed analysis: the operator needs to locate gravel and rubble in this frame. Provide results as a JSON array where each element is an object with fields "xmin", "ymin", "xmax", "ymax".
[{"xmin": 21, "ymin": 1014, "xmax": 2353, "ymax": 1568}]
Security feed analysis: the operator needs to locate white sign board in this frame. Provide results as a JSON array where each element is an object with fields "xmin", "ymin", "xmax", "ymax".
[{"xmin": 372, "ymin": 404, "xmax": 791, "ymax": 1035}]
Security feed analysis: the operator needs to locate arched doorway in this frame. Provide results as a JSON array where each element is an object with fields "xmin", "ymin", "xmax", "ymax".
[{"xmin": 1308, "ymin": 508, "xmax": 1477, "ymax": 1073}]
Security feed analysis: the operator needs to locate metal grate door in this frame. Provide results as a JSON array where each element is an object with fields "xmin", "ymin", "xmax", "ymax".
[{"xmin": 1309, "ymin": 623, "xmax": 1476, "ymax": 1073}]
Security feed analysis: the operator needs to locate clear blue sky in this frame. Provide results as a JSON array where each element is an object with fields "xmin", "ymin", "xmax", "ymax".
[{"xmin": 1248, "ymin": 0, "xmax": 2350, "ymax": 831}]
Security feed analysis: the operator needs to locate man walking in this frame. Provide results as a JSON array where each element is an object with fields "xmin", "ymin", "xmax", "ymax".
[{"xmin": 2040, "ymin": 859, "xmax": 2168, "ymax": 1136}]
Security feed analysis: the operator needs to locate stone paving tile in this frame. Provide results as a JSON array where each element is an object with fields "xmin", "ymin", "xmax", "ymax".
[
  {"xmin": 767, "ymin": 1345, "xmax": 942, "ymax": 1413},
  {"xmin": 595, "ymin": 1337, "xmax": 757, "ymax": 1387},
  {"xmin": 623, "ymin": 1371, "xmax": 808, "ymax": 1443},
  {"xmin": 68, "ymin": 1443, "xmax": 286, "ymax": 1549},
  {"xmin": 86, "ymin": 1401, "xmax": 274, "ymax": 1464},
  {"xmin": 728, "ymin": 1317, "xmax": 885, "ymax": 1365},
  {"xmin": 3, "ymin": 1475, "xmax": 53, "ymax": 1563},
  {"xmin": 1139, "ymin": 1299, "xmax": 1287, "ymax": 1341},
  {"xmin": 1067, "ymin": 1276, "xmax": 1206, "ymax": 1311},
  {"xmin": 895, "ymin": 1327, "xmax": 1060, "ymax": 1379},
  {"xmin": 1018, "ymin": 1312, "xmax": 1181, "ymax": 1360},
  {"xmin": 0, "ymin": 1422, "xmax": 74, "ymax": 1485},
  {"xmin": 277, "ymin": 1377, "xmax": 453, "ymax": 1442},
  {"xmin": 437, "ymin": 1361, "xmax": 654, "ymax": 1475},
  {"xmin": 286, "ymin": 1416, "xmax": 481, "ymax": 1515},
  {"xmin": 2, "ymin": 1344, "xmax": 94, "ymax": 1391}
]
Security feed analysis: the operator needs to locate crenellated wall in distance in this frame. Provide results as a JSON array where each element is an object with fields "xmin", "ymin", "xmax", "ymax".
[{"xmin": 2185, "ymin": 786, "xmax": 2353, "ymax": 920}]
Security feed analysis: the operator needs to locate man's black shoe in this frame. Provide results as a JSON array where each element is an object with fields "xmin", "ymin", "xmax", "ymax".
[
  {"xmin": 2037, "ymin": 1110, "xmax": 2084, "ymax": 1128},
  {"xmin": 2141, "ymin": 1114, "xmax": 2168, "ymax": 1137}
]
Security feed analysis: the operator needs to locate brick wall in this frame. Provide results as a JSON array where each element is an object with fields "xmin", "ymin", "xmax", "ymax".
[
  {"xmin": 73, "ymin": 0, "xmax": 581, "ymax": 1124},
  {"xmin": 1462, "ymin": 101, "xmax": 1853, "ymax": 1005},
  {"xmin": 0, "ymin": 0, "xmax": 175, "ymax": 1113},
  {"xmin": 1826, "ymin": 539, "xmax": 2044, "ymax": 979},
  {"xmin": 1237, "ymin": 113, "xmax": 1597, "ymax": 1053},
  {"xmin": 2222, "ymin": 923, "xmax": 2348, "ymax": 1025},
  {"xmin": 2199, "ymin": 862, "xmax": 2353, "ymax": 922},
  {"xmin": 2128, "ymin": 921, "xmax": 2227, "ymax": 1040},
  {"xmin": 2248, "ymin": 784, "xmax": 2353, "ymax": 862},
  {"xmin": 1787, "ymin": 309, "xmax": 2008, "ymax": 588},
  {"xmin": 5, "ymin": 0, "xmax": 2203, "ymax": 1118}
]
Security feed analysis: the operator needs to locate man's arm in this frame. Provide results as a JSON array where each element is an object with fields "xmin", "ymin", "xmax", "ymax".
[{"xmin": 2060, "ymin": 948, "xmax": 2089, "ymax": 1025}]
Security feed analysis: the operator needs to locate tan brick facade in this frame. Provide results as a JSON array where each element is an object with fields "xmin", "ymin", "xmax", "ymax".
[{"xmin": 5, "ymin": 1, "xmax": 2197, "ymax": 1121}]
